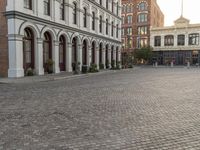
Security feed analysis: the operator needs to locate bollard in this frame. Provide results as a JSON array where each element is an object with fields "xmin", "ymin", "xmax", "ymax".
[
  {"xmin": 187, "ymin": 61, "xmax": 190, "ymax": 69},
  {"xmin": 155, "ymin": 62, "xmax": 158, "ymax": 68},
  {"xmin": 171, "ymin": 61, "xmax": 173, "ymax": 68}
]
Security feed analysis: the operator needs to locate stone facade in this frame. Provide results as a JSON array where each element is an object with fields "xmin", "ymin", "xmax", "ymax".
[
  {"xmin": 121, "ymin": 0, "xmax": 164, "ymax": 60},
  {"xmin": 1, "ymin": 0, "xmax": 122, "ymax": 77},
  {"xmin": 150, "ymin": 16, "xmax": 200, "ymax": 65}
]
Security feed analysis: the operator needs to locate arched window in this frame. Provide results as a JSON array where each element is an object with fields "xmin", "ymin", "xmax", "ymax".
[
  {"xmin": 111, "ymin": 21, "xmax": 114, "ymax": 37},
  {"xmin": 83, "ymin": 7, "xmax": 87, "ymax": 27},
  {"xmin": 139, "ymin": 2, "xmax": 147, "ymax": 11},
  {"xmin": 23, "ymin": 28, "xmax": 34, "ymax": 71},
  {"xmin": 92, "ymin": 11, "xmax": 95, "ymax": 30},
  {"xmin": 106, "ymin": 19, "xmax": 109, "ymax": 35},
  {"xmin": 106, "ymin": 45, "xmax": 109, "ymax": 68},
  {"xmin": 44, "ymin": 0, "xmax": 50, "ymax": 16},
  {"xmin": 82, "ymin": 40, "xmax": 87, "ymax": 65},
  {"xmin": 99, "ymin": 43, "xmax": 103, "ymax": 65},
  {"xmin": 59, "ymin": 35, "xmax": 66, "ymax": 71},
  {"xmin": 91, "ymin": 42, "xmax": 96, "ymax": 64},
  {"xmin": 60, "ymin": 0, "xmax": 65, "ymax": 20},
  {"xmin": 43, "ymin": 32, "xmax": 52, "ymax": 71},
  {"xmin": 72, "ymin": 37, "xmax": 77, "ymax": 64},
  {"xmin": 99, "ymin": 15, "xmax": 102, "ymax": 33},
  {"xmin": 73, "ymin": 2, "xmax": 77, "ymax": 24}
]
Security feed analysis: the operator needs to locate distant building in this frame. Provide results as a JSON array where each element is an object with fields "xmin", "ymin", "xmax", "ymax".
[
  {"xmin": 150, "ymin": 16, "xmax": 200, "ymax": 65},
  {"xmin": 121, "ymin": 0, "xmax": 164, "ymax": 65},
  {"xmin": 0, "ymin": 0, "xmax": 121, "ymax": 77}
]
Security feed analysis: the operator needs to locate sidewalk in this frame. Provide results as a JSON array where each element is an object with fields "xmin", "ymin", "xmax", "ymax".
[{"xmin": 0, "ymin": 69, "xmax": 122, "ymax": 84}]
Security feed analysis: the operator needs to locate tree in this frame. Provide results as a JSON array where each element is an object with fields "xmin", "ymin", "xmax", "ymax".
[{"xmin": 134, "ymin": 46, "xmax": 153, "ymax": 64}]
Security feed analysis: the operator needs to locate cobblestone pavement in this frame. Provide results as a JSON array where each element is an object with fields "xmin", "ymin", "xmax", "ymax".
[{"xmin": 1, "ymin": 68, "xmax": 200, "ymax": 150}]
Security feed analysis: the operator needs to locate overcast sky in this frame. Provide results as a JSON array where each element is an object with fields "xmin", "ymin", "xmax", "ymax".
[{"xmin": 157, "ymin": 0, "xmax": 200, "ymax": 26}]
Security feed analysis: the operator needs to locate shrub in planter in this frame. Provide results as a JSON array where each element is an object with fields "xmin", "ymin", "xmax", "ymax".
[
  {"xmin": 47, "ymin": 59, "xmax": 54, "ymax": 74},
  {"xmin": 89, "ymin": 64, "xmax": 99, "ymax": 73},
  {"xmin": 82, "ymin": 65, "xmax": 88, "ymax": 74},
  {"xmin": 25, "ymin": 67, "xmax": 34, "ymax": 76},
  {"xmin": 72, "ymin": 62, "xmax": 81, "ymax": 74},
  {"xmin": 99, "ymin": 63, "xmax": 105, "ymax": 70}
]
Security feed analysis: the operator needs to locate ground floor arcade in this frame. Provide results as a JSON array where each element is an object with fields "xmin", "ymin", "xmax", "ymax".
[
  {"xmin": 7, "ymin": 22, "xmax": 121, "ymax": 78},
  {"xmin": 152, "ymin": 50, "xmax": 200, "ymax": 66}
]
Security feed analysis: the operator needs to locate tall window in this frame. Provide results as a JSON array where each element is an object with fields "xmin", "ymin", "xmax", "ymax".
[
  {"xmin": 92, "ymin": 12, "xmax": 95, "ymax": 30},
  {"xmin": 99, "ymin": 0, "xmax": 102, "ymax": 5},
  {"xmin": 177, "ymin": 35, "xmax": 185, "ymax": 46},
  {"xmin": 111, "ymin": 21, "xmax": 114, "ymax": 36},
  {"xmin": 60, "ymin": 0, "xmax": 65, "ymax": 20},
  {"xmin": 44, "ymin": 0, "xmax": 50, "ymax": 16},
  {"xmin": 122, "ymin": 16, "xmax": 125, "ymax": 24},
  {"xmin": 106, "ymin": 19, "xmax": 109, "ymax": 35},
  {"xmin": 73, "ymin": 2, "xmax": 77, "ymax": 24},
  {"xmin": 106, "ymin": 0, "xmax": 109, "ymax": 9},
  {"xmin": 189, "ymin": 33, "xmax": 199, "ymax": 45},
  {"xmin": 127, "ymin": 27, "xmax": 132, "ymax": 35},
  {"xmin": 83, "ymin": 7, "xmax": 87, "ymax": 27},
  {"xmin": 112, "ymin": 0, "xmax": 114, "ymax": 12},
  {"xmin": 138, "ymin": 13, "xmax": 148, "ymax": 23},
  {"xmin": 99, "ymin": 15, "xmax": 102, "ymax": 33},
  {"xmin": 127, "ymin": 15, "xmax": 132, "ymax": 24},
  {"xmin": 24, "ymin": 0, "xmax": 32, "ymax": 10},
  {"xmin": 138, "ymin": 26, "xmax": 148, "ymax": 35},
  {"xmin": 116, "ymin": 2, "xmax": 119, "ymax": 15},
  {"xmin": 116, "ymin": 24, "xmax": 119, "ymax": 38},
  {"xmin": 154, "ymin": 36, "xmax": 161, "ymax": 47},
  {"xmin": 139, "ymin": 2, "xmax": 147, "ymax": 11},
  {"xmin": 164, "ymin": 35, "xmax": 174, "ymax": 46}
]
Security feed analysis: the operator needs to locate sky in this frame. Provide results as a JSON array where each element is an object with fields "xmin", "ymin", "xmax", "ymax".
[{"xmin": 157, "ymin": 0, "xmax": 200, "ymax": 26}]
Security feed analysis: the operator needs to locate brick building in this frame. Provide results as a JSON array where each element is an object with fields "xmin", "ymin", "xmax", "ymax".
[
  {"xmin": 0, "ymin": 0, "xmax": 122, "ymax": 78},
  {"xmin": 121, "ymin": 0, "xmax": 164, "ymax": 65}
]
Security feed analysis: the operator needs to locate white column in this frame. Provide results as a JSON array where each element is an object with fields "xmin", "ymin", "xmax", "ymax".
[
  {"xmin": 108, "ymin": 48, "xmax": 112, "ymax": 68},
  {"xmin": 102, "ymin": 47, "xmax": 106, "ymax": 69},
  {"xmin": 66, "ymin": 43, "xmax": 72, "ymax": 72},
  {"xmin": 53, "ymin": 41, "xmax": 60, "ymax": 74},
  {"xmin": 88, "ymin": 46, "xmax": 92, "ymax": 66},
  {"xmin": 35, "ymin": 38, "xmax": 44, "ymax": 75},
  {"xmin": 8, "ymin": 35, "xmax": 24, "ymax": 78},
  {"xmin": 78, "ymin": 44, "xmax": 83, "ymax": 71},
  {"xmin": 96, "ymin": 45, "xmax": 99, "ymax": 69},
  {"xmin": 118, "ymin": 47, "xmax": 122, "ymax": 68},
  {"xmin": 113, "ymin": 48, "xmax": 116, "ymax": 67}
]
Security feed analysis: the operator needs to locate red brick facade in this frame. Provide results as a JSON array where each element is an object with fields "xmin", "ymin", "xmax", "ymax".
[
  {"xmin": 0, "ymin": 0, "xmax": 8, "ymax": 77},
  {"xmin": 121, "ymin": 0, "xmax": 164, "ymax": 57}
]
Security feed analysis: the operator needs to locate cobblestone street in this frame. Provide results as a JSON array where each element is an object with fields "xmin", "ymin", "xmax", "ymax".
[{"xmin": 1, "ymin": 68, "xmax": 200, "ymax": 149}]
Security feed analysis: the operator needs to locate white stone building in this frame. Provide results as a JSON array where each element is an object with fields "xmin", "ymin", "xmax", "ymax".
[
  {"xmin": 150, "ymin": 16, "xmax": 200, "ymax": 65},
  {"xmin": 5, "ymin": 0, "xmax": 122, "ymax": 77}
]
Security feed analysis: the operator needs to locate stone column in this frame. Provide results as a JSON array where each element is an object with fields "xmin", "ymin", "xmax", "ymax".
[
  {"xmin": 66, "ymin": 43, "xmax": 72, "ymax": 72},
  {"xmin": 88, "ymin": 46, "xmax": 92, "ymax": 67},
  {"xmin": 102, "ymin": 47, "xmax": 106, "ymax": 69},
  {"xmin": 53, "ymin": 41, "xmax": 60, "ymax": 74},
  {"xmin": 78, "ymin": 44, "xmax": 83, "ymax": 71},
  {"xmin": 113, "ymin": 47, "xmax": 116, "ymax": 68},
  {"xmin": 96, "ymin": 45, "xmax": 99, "ymax": 70},
  {"xmin": 108, "ymin": 48, "xmax": 112, "ymax": 69},
  {"xmin": 35, "ymin": 38, "xmax": 44, "ymax": 75},
  {"xmin": 8, "ymin": 34, "xmax": 24, "ymax": 78}
]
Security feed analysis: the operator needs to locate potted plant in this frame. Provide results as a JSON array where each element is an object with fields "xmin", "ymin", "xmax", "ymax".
[
  {"xmin": 99, "ymin": 63, "xmax": 105, "ymax": 70},
  {"xmin": 89, "ymin": 63, "xmax": 99, "ymax": 73},
  {"xmin": 25, "ymin": 67, "xmax": 34, "ymax": 76},
  {"xmin": 82, "ymin": 65, "xmax": 88, "ymax": 74},
  {"xmin": 72, "ymin": 62, "xmax": 81, "ymax": 74},
  {"xmin": 47, "ymin": 59, "xmax": 54, "ymax": 74}
]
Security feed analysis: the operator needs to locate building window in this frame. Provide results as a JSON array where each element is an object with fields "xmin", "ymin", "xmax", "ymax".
[
  {"xmin": 83, "ymin": 7, "xmax": 87, "ymax": 27},
  {"xmin": 138, "ymin": 13, "xmax": 148, "ymax": 23},
  {"xmin": 44, "ymin": 0, "xmax": 50, "ymax": 16},
  {"xmin": 99, "ymin": 0, "xmax": 102, "ymax": 5},
  {"xmin": 99, "ymin": 15, "xmax": 102, "ymax": 33},
  {"xmin": 164, "ymin": 35, "xmax": 174, "ymax": 46},
  {"xmin": 154, "ymin": 36, "xmax": 161, "ymax": 47},
  {"xmin": 127, "ymin": 15, "xmax": 132, "ymax": 24},
  {"xmin": 138, "ymin": 26, "xmax": 148, "ymax": 35},
  {"xmin": 106, "ymin": 19, "xmax": 109, "ymax": 35},
  {"xmin": 73, "ymin": 2, "xmax": 77, "ymax": 24},
  {"xmin": 121, "ymin": 28, "xmax": 125, "ymax": 36},
  {"xmin": 137, "ymin": 38, "xmax": 148, "ymax": 48},
  {"xmin": 122, "ymin": 5, "xmax": 126, "ymax": 13},
  {"xmin": 116, "ymin": 2, "xmax": 119, "ymax": 15},
  {"xmin": 139, "ymin": 2, "xmax": 147, "ymax": 11},
  {"xmin": 189, "ymin": 33, "xmax": 199, "ymax": 45},
  {"xmin": 116, "ymin": 24, "xmax": 119, "ymax": 38},
  {"xmin": 111, "ymin": 21, "xmax": 114, "ymax": 36},
  {"xmin": 112, "ymin": 0, "xmax": 114, "ymax": 12},
  {"xmin": 127, "ymin": 27, "xmax": 132, "ymax": 35},
  {"xmin": 60, "ymin": 0, "xmax": 65, "ymax": 20},
  {"xmin": 24, "ymin": 0, "xmax": 32, "ymax": 10},
  {"xmin": 127, "ymin": 36, "xmax": 132, "ymax": 48},
  {"xmin": 106, "ymin": 0, "xmax": 109, "ymax": 9},
  {"xmin": 92, "ymin": 12, "xmax": 95, "ymax": 30},
  {"xmin": 177, "ymin": 35, "xmax": 185, "ymax": 46}
]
